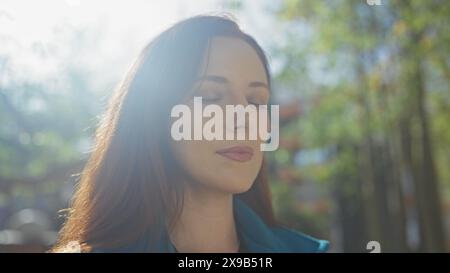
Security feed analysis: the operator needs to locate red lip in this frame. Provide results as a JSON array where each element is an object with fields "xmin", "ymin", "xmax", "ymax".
[{"xmin": 216, "ymin": 146, "xmax": 254, "ymax": 162}]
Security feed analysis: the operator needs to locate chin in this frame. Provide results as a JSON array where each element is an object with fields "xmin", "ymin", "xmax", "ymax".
[{"xmin": 215, "ymin": 177, "xmax": 256, "ymax": 194}]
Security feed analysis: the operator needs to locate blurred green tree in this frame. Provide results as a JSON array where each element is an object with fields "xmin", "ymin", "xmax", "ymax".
[{"xmin": 271, "ymin": 0, "xmax": 450, "ymax": 252}]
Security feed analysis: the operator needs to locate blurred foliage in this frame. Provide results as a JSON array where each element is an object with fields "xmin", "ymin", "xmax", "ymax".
[{"xmin": 269, "ymin": 0, "xmax": 450, "ymax": 252}]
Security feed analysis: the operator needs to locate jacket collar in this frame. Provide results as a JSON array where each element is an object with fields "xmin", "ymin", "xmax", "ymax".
[
  {"xmin": 155, "ymin": 196, "xmax": 326, "ymax": 252},
  {"xmin": 107, "ymin": 196, "xmax": 328, "ymax": 252}
]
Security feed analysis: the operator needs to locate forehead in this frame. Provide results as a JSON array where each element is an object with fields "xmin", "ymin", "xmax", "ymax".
[{"xmin": 199, "ymin": 36, "xmax": 268, "ymax": 85}]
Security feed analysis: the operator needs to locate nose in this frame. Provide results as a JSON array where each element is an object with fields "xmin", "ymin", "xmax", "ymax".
[
  {"xmin": 227, "ymin": 91, "xmax": 248, "ymax": 126},
  {"xmin": 224, "ymin": 92, "xmax": 254, "ymax": 138},
  {"xmin": 228, "ymin": 90, "xmax": 249, "ymax": 107}
]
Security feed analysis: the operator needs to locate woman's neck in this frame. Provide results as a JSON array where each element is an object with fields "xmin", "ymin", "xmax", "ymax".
[{"xmin": 169, "ymin": 186, "xmax": 239, "ymax": 253}]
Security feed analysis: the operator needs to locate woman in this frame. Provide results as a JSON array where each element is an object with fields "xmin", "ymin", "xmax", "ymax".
[{"xmin": 53, "ymin": 14, "xmax": 329, "ymax": 253}]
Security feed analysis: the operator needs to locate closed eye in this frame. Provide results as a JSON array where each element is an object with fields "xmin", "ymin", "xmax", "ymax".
[
  {"xmin": 203, "ymin": 96, "xmax": 222, "ymax": 103},
  {"xmin": 191, "ymin": 90, "xmax": 224, "ymax": 104},
  {"xmin": 247, "ymin": 96, "xmax": 268, "ymax": 106}
]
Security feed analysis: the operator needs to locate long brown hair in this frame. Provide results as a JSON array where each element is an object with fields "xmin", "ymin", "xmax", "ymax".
[{"xmin": 53, "ymin": 14, "xmax": 276, "ymax": 252}]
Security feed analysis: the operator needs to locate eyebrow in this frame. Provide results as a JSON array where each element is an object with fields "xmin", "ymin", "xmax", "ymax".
[{"xmin": 196, "ymin": 75, "xmax": 269, "ymax": 90}]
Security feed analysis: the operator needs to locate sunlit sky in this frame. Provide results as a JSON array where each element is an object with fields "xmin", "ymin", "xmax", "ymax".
[{"xmin": 0, "ymin": 0, "xmax": 282, "ymax": 95}]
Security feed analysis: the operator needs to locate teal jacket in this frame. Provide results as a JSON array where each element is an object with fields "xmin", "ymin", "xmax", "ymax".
[{"xmin": 94, "ymin": 197, "xmax": 329, "ymax": 253}]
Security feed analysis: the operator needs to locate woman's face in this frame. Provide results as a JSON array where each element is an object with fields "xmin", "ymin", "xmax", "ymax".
[{"xmin": 169, "ymin": 36, "xmax": 270, "ymax": 194}]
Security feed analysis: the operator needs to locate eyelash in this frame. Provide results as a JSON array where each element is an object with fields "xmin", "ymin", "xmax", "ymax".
[
  {"xmin": 202, "ymin": 96, "xmax": 222, "ymax": 103},
  {"xmin": 248, "ymin": 97, "xmax": 268, "ymax": 106}
]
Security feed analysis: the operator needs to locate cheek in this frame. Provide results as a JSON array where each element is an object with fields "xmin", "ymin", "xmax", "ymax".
[{"xmin": 169, "ymin": 139, "xmax": 217, "ymax": 183}]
